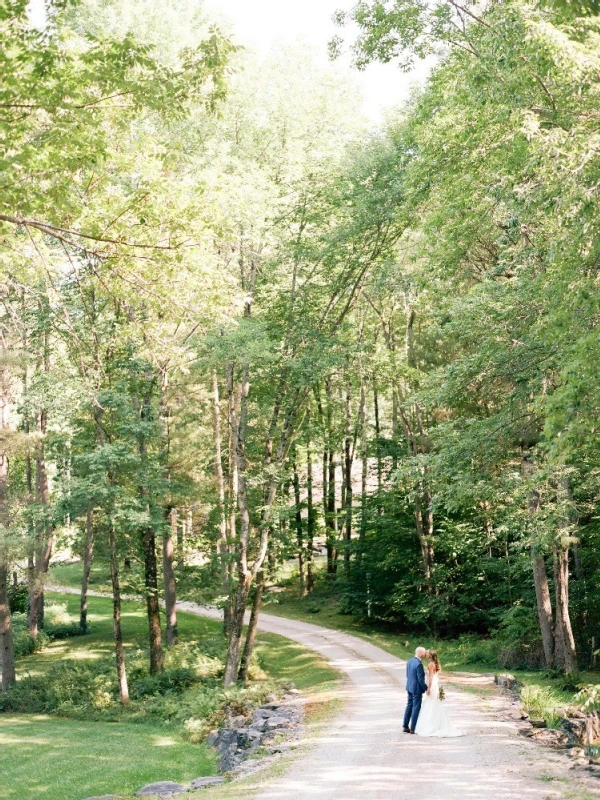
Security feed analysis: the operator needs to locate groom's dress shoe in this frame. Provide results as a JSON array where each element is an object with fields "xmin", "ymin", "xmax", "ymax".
[
  {"xmin": 403, "ymin": 727, "xmax": 410, "ymax": 733},
  {"xmin": 410, "ymin": 730, "xmax": 416, "ymax": 734}
]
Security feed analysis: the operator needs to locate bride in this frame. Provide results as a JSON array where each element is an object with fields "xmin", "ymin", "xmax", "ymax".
[{"xmin": 415, "ymin": 650, "xmax": 464, "ymax": 737}]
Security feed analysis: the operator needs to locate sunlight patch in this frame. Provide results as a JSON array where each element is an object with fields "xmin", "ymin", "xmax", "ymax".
[{"xmin": 151, "ymin": 735, "xmax": 179, "ymax": 747}]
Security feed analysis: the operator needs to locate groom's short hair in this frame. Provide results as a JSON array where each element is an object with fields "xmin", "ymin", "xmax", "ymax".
[{"xmin": 415, "ymin": 646, "xmax": 427, "ymax": 658}]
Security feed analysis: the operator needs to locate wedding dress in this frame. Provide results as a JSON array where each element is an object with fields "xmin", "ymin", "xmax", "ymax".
[{"xmin": 415, "ymin": 671, "xmax": 464, "ymax": 737}]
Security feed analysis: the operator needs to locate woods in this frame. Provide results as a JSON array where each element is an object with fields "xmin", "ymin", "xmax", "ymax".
[{"xmin": 2, "ymin": 0, "xmax": 600, "ymax": 707}]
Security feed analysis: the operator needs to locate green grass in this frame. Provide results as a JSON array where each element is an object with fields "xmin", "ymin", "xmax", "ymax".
[
  {"xmin": 0, "ymin": 715, "xmax": 213, "ymax": 800},
  {"xmin": 50, "ymin": 561, "xmax": 118, "ymax": 593},
  {"xmin": 3, "ymin": 588, "xmax": 341, "ymax": 800},
  {"xmin": 20, "ymin": 591, "xmax": 222, "ymax": 676}
]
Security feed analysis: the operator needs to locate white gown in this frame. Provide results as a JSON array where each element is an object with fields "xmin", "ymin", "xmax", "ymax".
[{"xmin": 415, "ymin": 672, "xmax": 464, "ymax": 737}]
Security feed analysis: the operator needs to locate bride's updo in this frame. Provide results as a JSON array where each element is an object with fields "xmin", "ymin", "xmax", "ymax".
[{"xmin": 428, "ymin": 650, "xmax": 441, "ymax": 672}]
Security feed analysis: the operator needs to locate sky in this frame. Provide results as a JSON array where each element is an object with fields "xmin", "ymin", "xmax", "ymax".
[
  {"xmin": 206, "ymin": 0, "xmax": 433, "ymax": 124},
  {"xmin": 26, "ymin": 0, "xmax": 432, "ymax": 124}
]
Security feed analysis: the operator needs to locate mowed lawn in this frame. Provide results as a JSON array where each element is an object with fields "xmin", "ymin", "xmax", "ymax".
[
  {"xmin": 0, "ymin": 714, "xmax": 213, "ymax": 800},
  {"xmin": 1, "ymin": 590, "xmax": 340, "ymax": 800}
]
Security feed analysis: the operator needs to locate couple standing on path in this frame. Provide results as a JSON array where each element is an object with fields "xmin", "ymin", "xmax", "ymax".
[{"xmin": 403, "ymin": 646, "xmax": 464, "ymax": 737}]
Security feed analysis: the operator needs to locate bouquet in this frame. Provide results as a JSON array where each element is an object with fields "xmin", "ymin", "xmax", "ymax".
[{"xmin": 439, "ymin": 685, "xmax": 446, "ymax": 701}]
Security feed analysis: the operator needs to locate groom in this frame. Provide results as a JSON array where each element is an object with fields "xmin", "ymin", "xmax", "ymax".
[{"xmin": 403, "ymin": 646, "xmax": 428, "ymax": 734}]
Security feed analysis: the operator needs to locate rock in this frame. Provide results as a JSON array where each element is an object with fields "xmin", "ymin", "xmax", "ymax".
[
  {"xmin": 135, "ymin": 782, "xmax": 189, "ymax": 797},
  {"xmin": 530, "ymin": 719, "xmax": 547, "ymax": 728},
  {"xmin": 249, "ymin": 719, "xmax": 267, "ymax": 732},
  {"xmin": 529, "ymin": 728, "xmax": 572, "ymax": 748},
  {"xmin": 236, "ymin": 728, "xmax": 262, "ymax": 750},
  {"xmin": 206, "ymin": 731, "xmax": 219, "ymax": 747},
  {"xmin": 218, "ymin": 746, "xmax": 243, "ymax": 773},
  {"xmin": 190, "ymin": 777, "xmax": 225, "ymax": 790},
  {"xmin": 265, "ymin": 715, "xmax": 291, "ymax": 730},
  {"xmin": 228, "ymin": 714, "xmax": 248, "ymax": 728},
  {"xmin": 495, "ymin": 673, "xmax": 522, "ymax": 690},
  {"xmin": 567, "ymin": 747, "xmax": 587, "ymax": 759},
  {"xmin": 215, "ymin": 728, "xmax": 238, "ymax": 749},
  {"xmin": 571, "ymin": 758, "xmax": 591, "ymax": 768}
]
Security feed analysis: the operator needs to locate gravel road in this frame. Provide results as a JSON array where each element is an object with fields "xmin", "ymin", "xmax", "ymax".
[{"xmin": 178, "ymin": 602, "xmax": 576, "ymax": 800}]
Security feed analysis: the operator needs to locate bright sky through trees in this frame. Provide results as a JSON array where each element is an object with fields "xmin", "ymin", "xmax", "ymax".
[{"xmin": 206, "ymin": 0, "xmax": 432, "ymax": 122}]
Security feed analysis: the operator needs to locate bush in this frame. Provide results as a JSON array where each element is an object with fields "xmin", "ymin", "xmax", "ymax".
[
  {"xmin": 45, "ymin": 622, "xmax": 89, "ymax": 639},
  {"xmin": 520, "ymin": 684, "xmax": 564, "ymax": 726},
  {"xmin": 496, "ymin": 604, "xmax": 546, "ymax": 669},
  {"xmin": 10, "ymin": 613, "xmax": 49, "ymax": 658},
  {"xmin": 45, "ymin": 603, "xmax": 73, "ymax": 627},
  {"xmin": 0, "ymin": 639, "xmax": 277, "ymax": 744},
  {"xmin": 131, "ymin": 667, "xmax": 199, "ymax": 699},
  {"xmin": 8, "ymin": 583, "xmax": 28, "ymax": 614}
]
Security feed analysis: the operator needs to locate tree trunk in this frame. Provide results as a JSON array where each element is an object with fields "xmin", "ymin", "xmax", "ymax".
[
  {"xmin": 212, "ymin": 370, "xmax": 231, "ymax": 634},
  {"xmin": 326, "ymin": 450, "xmax": 338, "ymax": 573},
  {"xmin": 0, "ymin": 561, "xmax": 15, "ymax": 693},
  {"xmin": 137, "ymin": 394, "xmax": 164, "ymax": 674},
  {"xmin": 358, "ymin": 380, "xmax": 367, "ymax": 566},
  {"xmin": 553, "ymin": 544, "xmax": 577, "ymax": 673},
  {"xmin": 532, "ymin": 547, "xmax": 555, "ymax": 669},
  {"xmin": 108, "ymin": 523, "xmax": 129, "ymax": 704},
  {"xmin": 238, "ymin": 570, "xmax": 265, "ymax": 683},
  {"xmin": 524, "ymin": 458, "xmax": 555, "ymax": 669},
  {"xmin": 373, "ymin": 381, "xmax": 383, "ymax": 502},
  {"xmin": 0, "ymin": 364, "xmax": 15, "ymax": 692},
  {"xmin": 177, "ymin": 511, "xmax": 184, "ymax": 569},
  {"xmin": 79, "ymin": 506, "xmax": 95, "ymax": 632},
  {"xmin": 142, "ymin": 523, "xmax": 164, "ymax": 672},
  {"xmin": 224, "ymin": 361, "xmax": 253, "ymax": 686},
  {"xmin": 163, "ymin": 509, "xmax": 178, "ymax": 647},
  {"xmin": 29, "ymin": 413, "xmax": 54, "ymax": 638},
  {"xmin": 224, "ymin": 573, "xmax": 251, "ymax": 685},
  {"xmin": 343, "ymin": 371, "xmax": 353, "ymax": 572},
  {"xmin": 306, "ymin": 423, "xmax": 315, "ymax": 593},
  {"xmin": 292, "ymin": 458, "xmax": 306, "ymax": 596}
]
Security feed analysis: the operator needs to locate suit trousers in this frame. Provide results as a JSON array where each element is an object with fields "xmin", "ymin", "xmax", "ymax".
[{"xmin": 403, "ymin": 691, "xmax": 423, "ymax": 731}]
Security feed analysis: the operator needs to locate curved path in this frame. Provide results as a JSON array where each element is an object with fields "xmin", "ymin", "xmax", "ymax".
[{"xmin": 179, "ymin": 602, "xmax": 571, "ymax": 800}]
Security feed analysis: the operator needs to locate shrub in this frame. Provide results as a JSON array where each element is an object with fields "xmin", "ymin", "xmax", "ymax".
[
  {"xmin": 520, "ymin": 684, "xmax": 563, "ymax": 724},
  {"xmin": 8, "ymin": 583, "xmax": 28, "ymax": 614},
  {"xmin": 11, "ymin": 613, "xmax": 49, "ymax": 657},
  {"xmin": 131, "ymin": 667, "xmax": 199, "ymax": 699},
  {"xmin": 45, "ymin": 622, "xmax": 89, "ymax": 639},
  {"xmin": 45, "ymin": 603, "xmax": 73, "ymax": 627},
  {"xmin": 496, "ymin": 604, "xmax": 546, "ymax": 669}
]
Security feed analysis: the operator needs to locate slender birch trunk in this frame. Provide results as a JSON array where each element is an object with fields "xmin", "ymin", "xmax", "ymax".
[
  {"xmin": 238, "ymin": 570, "xmax": 265, "ymax": 683},
  {"xmin": 212, "ymin": 370, "xmax": 231, "ymax": 633}
]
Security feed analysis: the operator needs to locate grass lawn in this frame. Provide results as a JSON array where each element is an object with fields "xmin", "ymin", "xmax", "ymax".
[
  {"xmin": 3, "ymin": 589, "xmax": 340, "ymax": 800},
  {"xmin": 0, "ymin": 714, "xmax": 213, "ymax": 800}
]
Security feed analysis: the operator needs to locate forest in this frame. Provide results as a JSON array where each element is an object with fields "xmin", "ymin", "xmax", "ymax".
[{"xmin": 2, "ymin": 0, "xmax": 600, "ymax": 739}]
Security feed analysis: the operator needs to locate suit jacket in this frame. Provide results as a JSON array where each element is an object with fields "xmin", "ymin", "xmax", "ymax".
[{"xmin": 406, "ymin": 656, "xmax": 427, "ymax": 695}]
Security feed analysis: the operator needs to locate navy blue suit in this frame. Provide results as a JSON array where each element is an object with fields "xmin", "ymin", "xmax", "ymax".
[{"xmin": 403, "ymin": 656, "xmax": 427, "ymax": 731}]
